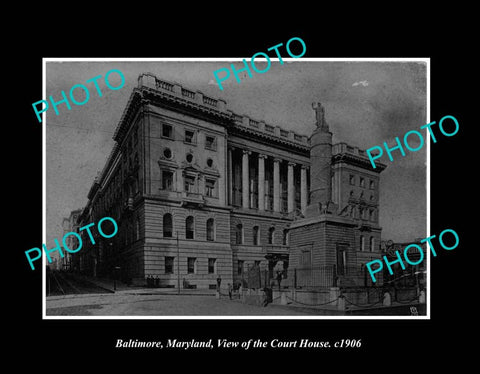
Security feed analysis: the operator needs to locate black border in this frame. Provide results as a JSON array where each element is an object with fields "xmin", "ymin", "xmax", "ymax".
[{"xmin": 14, "ymin": 23, "xmax": 470, "ymax": 364}]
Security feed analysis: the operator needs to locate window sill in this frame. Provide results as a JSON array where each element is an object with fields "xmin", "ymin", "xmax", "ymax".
[{"xmin": 205, "ymin": 195, "xmax": 219, "ymax": 199}]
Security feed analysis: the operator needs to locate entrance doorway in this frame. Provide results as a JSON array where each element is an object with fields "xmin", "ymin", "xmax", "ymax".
[{"xmin": 265, "ymin": 254, "xmax": 289, "ymax": 287}]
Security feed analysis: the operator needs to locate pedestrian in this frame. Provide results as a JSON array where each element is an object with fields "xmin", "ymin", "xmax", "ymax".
[
  {"xmin": 262, "ymin": 287, "xmax": 272, "ymax": 307},
  {"xmin": 228, "ymin": 283, "xmax": 233, "ymax": 300},
  {"xmin": 234, "ymin": 280, "xmax": 242, "ymax": 299},
  {"xmin": 216, "ymin": 275, "xmax": 222, "ymax": 292},
  {"xmin": 276, "ymin": 271, "xmax": 282, "ymax": 291}
]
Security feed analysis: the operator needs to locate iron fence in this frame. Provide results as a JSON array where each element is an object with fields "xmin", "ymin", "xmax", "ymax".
[
  {"xmin": 286, "ymin": 265, "xmax": 336, "ymax": 288},
  {"xmin": 239, "ymin": 264, "xmax": 425, "ymax": 290}
]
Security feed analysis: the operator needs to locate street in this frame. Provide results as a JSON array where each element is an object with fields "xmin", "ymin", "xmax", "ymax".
[{"xmin": 46, "ymin": 292, "xmax": 312, "ymax": 317}]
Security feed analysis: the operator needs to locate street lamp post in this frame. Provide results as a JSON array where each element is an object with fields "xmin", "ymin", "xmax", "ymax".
[
  {"xmin": 114, "ymin": 266, "xmax": 121, "ymax": 291},
  {"xmin": 177, "ymin": 231, "xmax": 180, "ymax": 295}
]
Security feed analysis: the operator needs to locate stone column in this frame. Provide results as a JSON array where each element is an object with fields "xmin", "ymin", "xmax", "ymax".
[
  {"xmin": 242, "ymin": 150, "xmax": 250, "ymax": 209},
  {"xmin": 301, "ymin": 165, "xmax": 308, "ymax": 215},
  {"xmin": 273, "ymin": 158, "xmax": 281, "ymax": 212},
  {"xmin": 228, "ymin": 147, "xmax": 233, "ymax": 205},
  {"xmin": 258, "ymin": 154, "xmax": 266, "ymax": 211},
  {"xmin": 198, "ymin": 174, "xmax": 204, "ymax": 195},
  {"xmin": 176, "ymin": 169, "xmax": 183, "ymax": 192},
  {"xmin": 288, "ymin": 162, "xmax": 296, "ymax": 213}
]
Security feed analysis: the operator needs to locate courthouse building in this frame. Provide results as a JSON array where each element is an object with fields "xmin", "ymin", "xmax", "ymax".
[{"xmin": 74, "ymin": 72, "xmax": 387, "ymax": 289}]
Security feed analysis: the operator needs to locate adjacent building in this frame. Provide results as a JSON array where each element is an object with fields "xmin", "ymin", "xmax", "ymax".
[{"xmin": 60, "ymin": 209, "xmax": 82, "ymax": 271}]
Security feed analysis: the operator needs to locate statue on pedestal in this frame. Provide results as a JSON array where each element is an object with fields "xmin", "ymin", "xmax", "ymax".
[{"xmin": 312, "ymin": 102, "xmax": 329, "ymax": 131}]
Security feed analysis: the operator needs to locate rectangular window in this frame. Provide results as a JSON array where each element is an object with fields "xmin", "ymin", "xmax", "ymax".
[
  {"xmin": 208, "ymin": 258, "xmax": 216, "ymax": 274},
  {"xmin": 253, "ymin": 226, "xmax": 259, "ymax": 246},
  {"xmin": 187, "ymin": 257, "xmax": 196, "ymax": 274},
  {"xmin": 165, "ymin": 257, "xmax": 174, "ymax": 274},
  {"xmin": 205, "ymin": 135, "xmax": 216, "ymax": 150},
  {"xmin": 336, "ymin": 245, "xmax": 348, "ymax": 275},
  {"xmin": 369, "ymin": 180, "xmax": 375, "ymax": 190},
  {"xmin": 184, "ymin": 175, "xmax": 196, "ymax": 193},
  {"xmin": 184, "ymin": 130, "xmax": 195, "ymax": 144},
  {"xmin": 237, "ymin": 260, "xmax": 244, "ymax": 275},
  {"xmin": 205, "ymin": 178, "xmax": 216, "ymax": 197},
  {"xmin": 162, "ymin": 170, "xmax": 174, "ymax": 191},
  {"xmin": 162, "ymin": 124, "xmax": 173, "ymax": 139},
  {"xmin": 300, "ymin": 250, "xmax": 312, "ymax": 267}
]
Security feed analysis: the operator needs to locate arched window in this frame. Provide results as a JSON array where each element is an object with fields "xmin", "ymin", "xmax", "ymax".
[
  {"xmin": 360, "ymin": 235, "xmax": 365, "ymax": 251},
  {"xmin": 268, "ymin": 227, "xmax": 275, "ymax": 245},
  {"xmin": 370, "ymin": 236, "xmax": 375, "ymax": 252},
  {"xmin": 135, "ymin": 217, "xmax": 140, "ymax": 240},
  {"xmin": 235, "ymin": 223, "xmax": 243, "ymax": 244},
  {"xmin": 282, "ymin": 229, "xmax": 288, "ymax": 245},
  {"xmin": 126, "ymin": 222, "xmax": 132, "ymax": 244},
  {"xmin": 163, "ymin": 213, "xmax": 173, "ymax": 238},
  {"xmin": 206, "ymin": 218, "xmax": 215, "ymax": 241},
  {"xmin": 186, "ymin": 216, "xmax": 195, "ymax": 239},
  {"xmin": 253, "ymin": 226, "xmax": 260, "ymax": 246}
]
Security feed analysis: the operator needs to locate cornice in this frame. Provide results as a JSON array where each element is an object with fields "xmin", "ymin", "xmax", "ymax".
[
  {"xmin": 141, "ymin": 87, "xmax": 232, "ymax": 124},
  {"xmin": 332, "ymin": 152, "xmax": 387, "ymax": 172},
  {"xmin": 230, "ymin": 124, "xmax": 310, "ymax": 153}
]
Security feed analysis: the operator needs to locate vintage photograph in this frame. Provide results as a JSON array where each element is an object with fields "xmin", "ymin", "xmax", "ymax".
[{"xmin": 43, "ymin": 59, "xmax": 428, "ymax": 318}]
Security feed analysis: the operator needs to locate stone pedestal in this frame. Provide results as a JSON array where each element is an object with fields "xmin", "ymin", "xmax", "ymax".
[
  {"xmin": 383, "ymin": 292, "xmax": 391, "ymax": 306},
  {"xmin": 419, "ymin": 290, "xmax": 426, "ymax": 303}
]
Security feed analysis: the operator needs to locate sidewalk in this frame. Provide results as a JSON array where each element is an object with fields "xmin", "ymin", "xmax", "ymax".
[
  {"xmin": 78, "ymin": 274, "xmax": 217, "ymax": 296},
  {"xmin": 49, "ymin": 275, "xmax": 426, "ymax": 316},
  {"xmin": 239, "ymin": 289, "xmax": 426, "ymax": 316}
]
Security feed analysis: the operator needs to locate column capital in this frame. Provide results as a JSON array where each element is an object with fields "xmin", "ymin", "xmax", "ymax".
[
  {"xmin": 242, "ymin": 149, "xmax": 251, "ymax": 156},
  {"xmin": 258, "ymin": 153, "xmax": 268, "ymax": 160},
  {"xmin": 301, "ymin": 164, "xmax": 309, "ymax": 170},
  {"xmin": 288, "ymin": 161, "xmax": 296, "ymax": 167},
  {"xmin": 273, "ymin": 157, "xmax": 282, "ymax": 164},
  {"xmin": 228, "ymin": 146, "xmax": 235, "ymax": 152}
]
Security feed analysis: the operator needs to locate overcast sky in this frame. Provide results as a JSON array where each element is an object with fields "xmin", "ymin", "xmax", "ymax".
[{"xmin": 46, "ymin": 60, "xmax": 427, "ymax": 244}]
